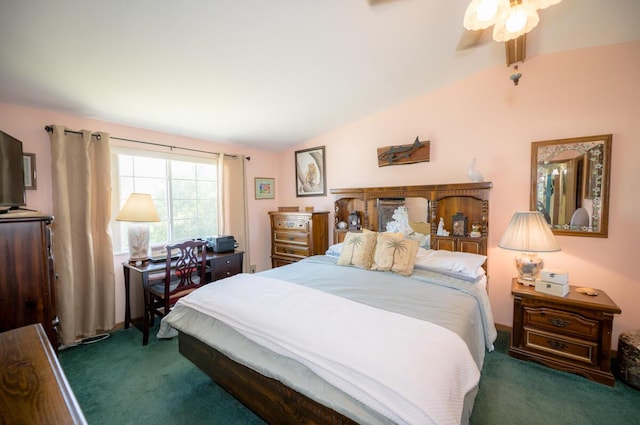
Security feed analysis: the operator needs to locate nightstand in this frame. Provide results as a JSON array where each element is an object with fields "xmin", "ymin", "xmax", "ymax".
[{"xmin": 510, "ymin": 278, "xmax": 621, "ymax": 386}]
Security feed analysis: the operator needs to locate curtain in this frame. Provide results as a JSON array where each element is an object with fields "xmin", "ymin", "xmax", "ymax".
[
  {"xmin": 49, "ymin": 125, "xmax": 115, "ymax": 344},
  {"xmin": 217, "ymin": 152, "xmax": 250, "ymax": 272}
]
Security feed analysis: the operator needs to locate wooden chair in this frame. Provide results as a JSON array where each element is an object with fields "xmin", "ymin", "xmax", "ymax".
[{"xmin": 142, "ymin": 239, "xmax": 208, "ymax": 345}]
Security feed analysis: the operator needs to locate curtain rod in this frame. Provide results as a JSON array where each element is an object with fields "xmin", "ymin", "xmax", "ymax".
[{"xmin": 43, "ymin": 125, "xmax": 249, "ymax": 160}]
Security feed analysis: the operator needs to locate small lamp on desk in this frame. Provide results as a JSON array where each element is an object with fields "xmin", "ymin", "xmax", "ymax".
[
  {"xmin": 499, "ymin": 211, "xmax": 560, "ymax": 286},
  {"xmin": 116, "ymin": 193, "xmax": 161, "ymax": 265}
]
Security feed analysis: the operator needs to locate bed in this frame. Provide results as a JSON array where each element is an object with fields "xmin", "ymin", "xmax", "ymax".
[{"xmin": 159, "ymin": 182, "xmax": 496, "ymax": 425}]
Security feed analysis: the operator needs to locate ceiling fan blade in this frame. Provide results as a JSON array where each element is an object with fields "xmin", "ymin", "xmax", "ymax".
[{"xmin": 456, "ymin": 28, "xmax": 491, "ymax": 51}]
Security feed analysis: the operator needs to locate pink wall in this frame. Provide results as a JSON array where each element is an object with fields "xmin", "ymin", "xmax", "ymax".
[
  {"xmin": 1, "ymin": 41, "xmax": 638, "ymax": 347},
  {"xmin": 276, "ymin": 41, "xmax": 640, "ymax": 347}
]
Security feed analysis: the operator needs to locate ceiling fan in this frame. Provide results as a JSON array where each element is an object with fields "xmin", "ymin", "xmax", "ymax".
[{"xmin": 458, "ymin": 0, "xmax": 563, "ymax": 84}]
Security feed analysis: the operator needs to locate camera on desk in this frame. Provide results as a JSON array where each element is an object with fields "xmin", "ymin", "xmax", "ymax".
[{"xmin": 204, "ymin": 236, "xmax": 237, "ymax": 253}]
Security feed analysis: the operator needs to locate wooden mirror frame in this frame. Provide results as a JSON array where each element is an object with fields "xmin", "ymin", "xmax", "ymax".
[{"xmin": 530, "ymin": 134, "xmax": 612, "ymax": 238}]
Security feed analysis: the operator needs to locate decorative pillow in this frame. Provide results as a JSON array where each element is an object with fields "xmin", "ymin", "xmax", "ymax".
[
  {"xmin": 370, "ymin": 232, "xmax": 419, "ymax": 276},
  {"xmin": 409, "ymin": 222, "xmax": 431, "ymax": 235},
  {"xmin": 406, "ymin": 231, "xmax": 430, "ymax": 249},
  {"xmin": 413, "ymin": 248, "xmax": 486, "ymax": 281},
  {"xmin": 337, "ymin": 232, "xmax": 377, "ymax": 269}
]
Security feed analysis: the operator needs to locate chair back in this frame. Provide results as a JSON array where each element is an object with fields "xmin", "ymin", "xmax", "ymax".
[
  {"xmin": 570, "ymin": 207, "xmax": 590, "ymax": 227},
  {"xmin": 163, "ymin": 239, "xmax": 208, "ymax": 304}
]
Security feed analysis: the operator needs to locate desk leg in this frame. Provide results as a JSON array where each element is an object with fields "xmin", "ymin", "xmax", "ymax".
[
  {"xmin": 142, "ymin": 273, "xmax": 150, "ymax": 346},
  {"xmin": 123, "ymin": 265, "xmax": 131, "ymax": 329}
]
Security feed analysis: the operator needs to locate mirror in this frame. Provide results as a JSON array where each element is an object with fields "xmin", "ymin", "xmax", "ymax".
[
  {"xmin": 530, "ymin": 134, "xmax": 612, "ymax": 237},
  {"xmin": 377, "ymin": 197, "xmax": 430, "ymax": 232}
]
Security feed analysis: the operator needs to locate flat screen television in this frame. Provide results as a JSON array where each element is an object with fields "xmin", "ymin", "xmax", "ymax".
[{"xmin": 0, "ymin": 130, "xmax": 27, "ymax": 212}]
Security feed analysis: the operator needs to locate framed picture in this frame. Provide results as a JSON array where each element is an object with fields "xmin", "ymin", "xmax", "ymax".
[
  {"xmin": 295, "ymin": 146, "xmax": 326, "ymax": 197},
  {"xmin": 254, "ymin": 177, "xmax": 275, "ymax": 199},
  {"xmin": 23, "ymin": 153, "xmax": 37, "ymax": 190}
]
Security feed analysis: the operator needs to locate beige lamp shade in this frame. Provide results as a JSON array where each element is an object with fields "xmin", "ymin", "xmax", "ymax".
[
  {"xmin": 115, "ymin": 193, "xmax": 160, "ymax": 223},
  {"xmin": 499, "ymin": 211, "xmax": 560, "ymax": 252},
  {"xmin": 499, "ymin": 211, "xmax": 560, "ymax": 285}
]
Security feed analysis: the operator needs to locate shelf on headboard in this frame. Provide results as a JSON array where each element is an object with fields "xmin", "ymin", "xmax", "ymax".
[{"xmin": 330, "ymin": 182, "xmax": 492, "ymax": 260}]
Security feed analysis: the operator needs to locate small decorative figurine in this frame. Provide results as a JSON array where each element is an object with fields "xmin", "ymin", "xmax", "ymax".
[{"xmin": 437, "ymin": 217, "xmax": 450, "ymax": 236}]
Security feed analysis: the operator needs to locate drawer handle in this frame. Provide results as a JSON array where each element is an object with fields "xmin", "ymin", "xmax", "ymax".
[
  {"xmin": 546, "ymin": 339, "xmax": 568, "ymax": 351},
  {"xmin": 549, "ymin": 318, "xmax": 570, "ymax": 327},
  {"xmin": 225, "ymin": 260, "xmax": 230, "ymax": 264},
  {"xmin": 288, "ymin": 235, "xmax": 295, "ymax": 241}
]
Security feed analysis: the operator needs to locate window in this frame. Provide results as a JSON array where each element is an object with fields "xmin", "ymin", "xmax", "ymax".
[{"xmin": 112, "ymin": 148, "xmax": 218, "ymax": 253}]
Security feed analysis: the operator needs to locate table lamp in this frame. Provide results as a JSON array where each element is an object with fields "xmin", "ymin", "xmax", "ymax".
[
  {"xmin": 498, "ymin": 211, "xmax": 560, "ymax": 285},
  {"xmin": 116, "ymin": 193, "xmax": 160, "ymax": 264}
]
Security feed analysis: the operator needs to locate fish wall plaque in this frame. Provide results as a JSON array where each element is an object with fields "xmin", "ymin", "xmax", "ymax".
[{"xmin": 377, "ymin": 136, "xmax": 430, "ymax": 167}]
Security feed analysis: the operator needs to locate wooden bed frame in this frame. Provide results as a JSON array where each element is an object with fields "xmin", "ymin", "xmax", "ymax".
[{"xmin": 178, "ymin": 182, "xmax": 492, "ymax": 424}]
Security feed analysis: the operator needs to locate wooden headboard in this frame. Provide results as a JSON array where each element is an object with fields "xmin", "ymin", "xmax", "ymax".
[{"xmin": 330, "ymin": 182, "xmax": 492, "ymax": 259}]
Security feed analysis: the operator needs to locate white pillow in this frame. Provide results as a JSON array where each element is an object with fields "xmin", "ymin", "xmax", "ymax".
[
  {"xmin": 414, "ymin": 248, "xmax": 486, "ymax": 282},
  {"xmin": 325, "ymin": 242, "xmax": 343, "ymax": 257}
]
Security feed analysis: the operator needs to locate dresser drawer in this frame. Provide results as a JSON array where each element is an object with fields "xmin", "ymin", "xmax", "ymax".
[
  {"xmin": 274, "ymin": 230, "xmax": 309, "ymax": 245},
  {"xmin": 271, "ymin": 256, "xmax": 297, "ymax": 268},
  {"xmin": 273, "ymin": 243, "xmax": 310, "ymax": 258},
  {"xmin": 211, "ymin": 253, "xmax": 243, "ymax": 281},
  {"xmin": 524, "ymin": 327, "xmax": 598, "ymax": 365},
  {"xmin": 272, "ymin": 216, "xmax": 310, "ymax": 232},
  {"xmin": 523, "ymin": 306, "xmax": 599, "ymax": 340}
]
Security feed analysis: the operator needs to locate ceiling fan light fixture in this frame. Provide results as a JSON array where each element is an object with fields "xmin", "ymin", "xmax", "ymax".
[
  {"xmin": 492, "ymin": 1, "xmax": 539, "ymax": 42},
  {"xmin": 463, "ymin": 0, "xmax": 509, "ymax": 30}
]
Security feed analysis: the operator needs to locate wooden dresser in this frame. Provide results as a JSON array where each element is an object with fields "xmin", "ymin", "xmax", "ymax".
[
  {"xmin": 0, "ymin": 324, "xmax": 86, "ymax": 424},
  {"xmin": 0, "ymin": 213, "xmax": 58, "ymax": 351},
  {"xmin": 510, "ymin": 279, "xmax": 621, "ymax": 386},
  {"xmin": 268, "ymin": 211, "xmax": 329, "ymax": 268}
]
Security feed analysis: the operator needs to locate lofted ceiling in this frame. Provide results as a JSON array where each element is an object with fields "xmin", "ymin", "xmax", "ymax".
[{"xmin": 1, "ymin": 0, "xmax": 639, "ymax": 151}]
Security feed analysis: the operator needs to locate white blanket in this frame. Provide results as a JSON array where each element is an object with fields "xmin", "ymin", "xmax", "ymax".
[{"xmin": 174, "ymin": 274, "xmax": 480, "ymax": 425}]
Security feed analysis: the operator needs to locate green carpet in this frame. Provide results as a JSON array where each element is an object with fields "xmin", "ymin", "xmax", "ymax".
[{"xmin": 59, "ymin": 328, "xmax": 640, "ymax": 424}]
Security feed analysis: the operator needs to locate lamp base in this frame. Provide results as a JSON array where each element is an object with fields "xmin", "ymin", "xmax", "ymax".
[
  {"xmin": 127, "ymin": 257, "xmax": 150, "ymax": 266},
  {"xmin": 517, "ymin": 277, "xmax": 537, "ymax": 286},
  {"xmin": 515, "ymin": 252, "xmax": 544, "ymax": 286},
  {"xmin": 127, "ymin": 223, "xmax": 151, "ymax": 265}
]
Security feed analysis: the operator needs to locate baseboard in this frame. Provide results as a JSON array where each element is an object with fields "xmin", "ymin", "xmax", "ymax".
[{"xmin": 495, "ymin": 323, "xmax": 512, "ymax": 333}]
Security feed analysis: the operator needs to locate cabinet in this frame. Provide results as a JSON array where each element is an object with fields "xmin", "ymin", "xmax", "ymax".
[
  {"xmin": 510, "ymin": 278, "xmax": 621, "ymax": 386},
  {"xmin": 268, "ymin": 211, "xmax": 329, "ymax": 268},
  {"xmin": 430, "ymin": 236, "xmax": 485, "ymax": 255},
  {"xmin": 0, "ymin": 324, "xmax": 86, "ymax": 424},
  {"xmin": 210, "ymin": 250, "xmax": 244, "ymax": 280},
  {"xmin": 0, "ymin": 214, "xmax": 58, "ymax": 352}
]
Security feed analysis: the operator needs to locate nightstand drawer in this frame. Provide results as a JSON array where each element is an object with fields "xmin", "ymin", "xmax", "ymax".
[
  {"xmin": 524, "ymin": 327, "xmax": 597, "ymax": 365},
  {"xmin": 273, "ymin": 243, "xmax": 310, "ymax": 258},
  {"xmin": 272, "ymin": 217, "xmax": 309, "ymax": 232},
  {"xmin": 523, "ymin": 307, "xmax": 599, "ymax": 340},
  {"xmin": 273, "ymin": 230, "xmax": 309, "ymax": 245}
]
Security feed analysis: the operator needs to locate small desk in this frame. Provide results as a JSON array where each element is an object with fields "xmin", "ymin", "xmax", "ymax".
[{"xmin": 122, "ymin": 250, "xmax": 244, "ymax": 329}]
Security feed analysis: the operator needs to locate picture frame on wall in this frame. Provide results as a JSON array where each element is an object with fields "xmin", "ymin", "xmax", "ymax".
[
  {"xmin": 255, "ymin": 177, "xmax": 275, "ymax": 199},
  {"xmin": 295, "ymin": 146, "xmax": 326, "ymax": 197},
  {"xmin": 23, "ymin": 153, "xmax": 37, "ymax": 190}
]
